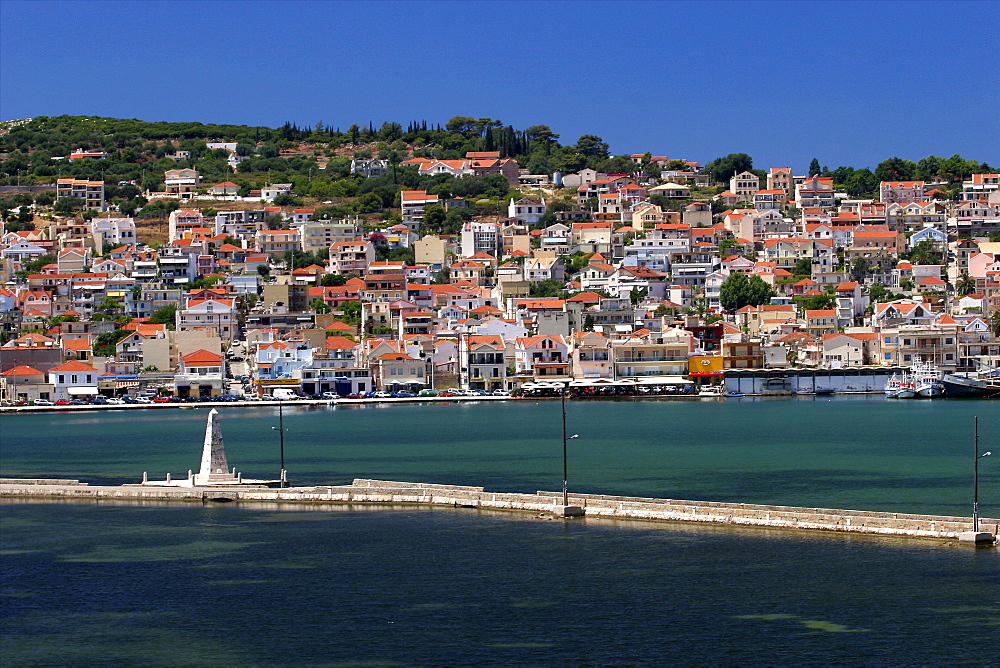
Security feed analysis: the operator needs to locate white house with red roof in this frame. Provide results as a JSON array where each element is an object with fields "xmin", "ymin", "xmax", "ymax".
[
  {"xmin": 514, "ymin": 334, "xmax": 569, "ymax": 380},
  {"xmin": 177, "ymin": 297, "xmax": 238, "ymax": 341},
  {"xmin": 208, "ymin": 181, "xmax": 240, "ymax": 196},
  {"xmin": 174, "ymin": 349, "xmax": 225, "ymax": 398},
  {"xmin": 47, "ymin": 360, "xmax": 98, "ymax": 400},
  {"xmin": 871, "ymin": 300, "xmax": 936, "ymax": 327},
  {"xmin": 400, "ymin": 190, "xmax": 440, "ymax": 229},
  {"xmin": 254, "ymin": 340, "xmax": 313, "ymax": 384}
]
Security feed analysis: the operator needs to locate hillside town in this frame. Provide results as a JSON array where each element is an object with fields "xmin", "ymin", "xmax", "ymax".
[{"xmin": 1, "ymin": 130, "xmax": 999, "ymax": 404}]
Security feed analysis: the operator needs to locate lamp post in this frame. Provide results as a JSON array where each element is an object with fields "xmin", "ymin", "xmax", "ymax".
[
  {"xmin": 560, "ymin": 383, "xmax": 579, "ymax": 507},
  {"xmin": 973, "ymin": 416, "xmax": 992, "ymax": 533},
  {"xmin": 271, "ymin": 402, "xmax": 287, "ymax": 487}
]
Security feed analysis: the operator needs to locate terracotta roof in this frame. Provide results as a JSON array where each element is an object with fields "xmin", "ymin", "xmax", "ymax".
[
  {"xmin": 180, "ymin": 349, "xmax": 224, "ymax": 364},
  {"xmin": 48, "ymin": 361, "xmax": 97, "ymax": 373},
  {"xmin": 1, "ymin": 365, "xmax": 45, "ymax": 376}
]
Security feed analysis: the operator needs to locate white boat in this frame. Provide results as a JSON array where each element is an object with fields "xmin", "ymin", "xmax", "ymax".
[
  {"xmin": 884, "ymin": 373, "xmax": 915, "ymax": 398},
  {"xmin": 698, "ymin": 385, "xmax": 725, "ymax": 396},
  {"xmin": 885, "ymin": 362, "xmax": 943, "ymax": 399},
  {"xmin": 912, "ymin": 362, "xmax": 944, "ymax": 398}
]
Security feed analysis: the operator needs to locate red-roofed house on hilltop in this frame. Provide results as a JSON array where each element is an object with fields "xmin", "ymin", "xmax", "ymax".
[{"xmin": 880, "ymin": 181, "xmax": 925, "ymax": 204}]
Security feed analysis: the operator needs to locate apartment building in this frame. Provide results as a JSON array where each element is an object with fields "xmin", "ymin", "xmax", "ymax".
[{"xmin": 56, "ymin": 179, "xmax": 105, "ymax": 211}]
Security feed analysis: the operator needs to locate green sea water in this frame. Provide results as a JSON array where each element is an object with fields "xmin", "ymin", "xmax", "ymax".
[{"xmin": 1, "ymin": 396, "xmax": 997, "ymax": 515}]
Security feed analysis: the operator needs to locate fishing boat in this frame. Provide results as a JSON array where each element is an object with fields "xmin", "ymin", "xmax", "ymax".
[
  {"xmin": 912, "ymin": 361, "xmax": 945, "ymax": 398},
  {"xmin": 884, "ymin": 373, "xmax": 915, "ymax": 398}
]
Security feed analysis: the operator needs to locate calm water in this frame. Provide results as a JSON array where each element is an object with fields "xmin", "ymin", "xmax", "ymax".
[
  {"xmin": 1, "ymin": 503, "xmax": 998, "ymax": 665},
  {"xmin": 2, "ymin": 398, "xmax": 999, "ymax": 664},
  {"xmin": 1, "ymin": 397, "xmax": 997, "ymax": 515}
]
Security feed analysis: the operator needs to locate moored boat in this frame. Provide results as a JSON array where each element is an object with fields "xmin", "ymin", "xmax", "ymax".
[
  {"xmin": 912, "ymin": 362, "xmax": 944, "ymax": 398},
  {"xmin": 884, "ymin": 373, "xmax": 915, "ymax": 398},
  {"xmin": 941, "ymin": 372, "xmax": 1000, "ymax": 398}
]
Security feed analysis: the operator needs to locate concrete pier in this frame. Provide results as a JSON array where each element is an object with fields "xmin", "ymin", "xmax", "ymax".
[{"xmin": 1, "ymin": 478, "xmax": 997, "ymax": 544}]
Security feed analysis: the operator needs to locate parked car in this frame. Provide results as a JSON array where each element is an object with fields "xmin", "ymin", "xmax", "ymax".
[
  {"xmin": 418, "ymin": 389, "xmax": 438, "ymax": 397},
  {"xmin": 244, "ymin": 394, "xmax": 261, "ymax": 401},
  {"xmin": 367, "ymin": 391, "xmax": 392, "ymax": 399},
  {"xmin": 392, "ymin": 390, "xmax": 416, "ymax": 398},
  {"xmin": 220, "ymin": 394, "xmax": 240, "ymax": 402},
  {"xmin": 121, "ymin": 395, "xmax": 138, "ymax": 404},
  {"xmin": 107, "ymin": 397, "xmax": 126, "ymax": 404},
  {"xmin": 152, "ymin": 396, "xmax": 171, "ymax": 403},
  {"xmin": 438, "ymin": 389, "xmax": 464, "ymax": 397},
  {"xmin": 90, "ymin": 395, "xmax": 109, "ymax": 405},
  {"xmin": 320, "ymin": 392, "xmax": 340, "ymax": 400},
  {"xmin": 33, "ymin": 399, "xmax": 54, "ymax": 406},
  {"xmin": 260, "ymin": 394, "xmax": 274, "ymax": 401},
  {"xmin": 492, "ymin": 389, "xmax": 511, "ymax": 396},
  {"xmin": 344, "ymin": 393, "xmax": 364, "ymax": 399},
  {"xmin": 54, "ymin": 399, "xmax": 74, "ymax": 405},
  {"xmin": 466, "ymin": 389, "xmax": 489, "ymax": 396},
  {"xmin": 134, "ymin": 397, "xmax": 152, "ymax": 404}
]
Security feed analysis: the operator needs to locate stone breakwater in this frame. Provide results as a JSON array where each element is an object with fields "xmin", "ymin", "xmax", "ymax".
[{"xmin": 1, "ymin": 478, "xmax": 997, "ymax": 543}]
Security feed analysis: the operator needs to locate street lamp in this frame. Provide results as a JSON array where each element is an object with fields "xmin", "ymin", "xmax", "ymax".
[
  {"xmin": 973, "ymin": 416, "xmax": 992, "ymax": 534},
  {"xmin": 271, "ymin": 402, "xmax": 287, "ymax": 487},
  {"xmin": 561, "ymin": 383, "xmax": 579, "ymax": 507}
]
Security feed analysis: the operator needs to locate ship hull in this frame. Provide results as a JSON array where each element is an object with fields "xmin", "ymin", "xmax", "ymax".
[{"xmin": 941, "ymin": 375, "xmax": 1000, "ymax": 398}]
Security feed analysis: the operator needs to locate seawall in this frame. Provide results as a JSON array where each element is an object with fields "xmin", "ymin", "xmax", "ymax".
[{"xmin": 2, "ymin": 478, "xmax": 996, "ymax": 543}]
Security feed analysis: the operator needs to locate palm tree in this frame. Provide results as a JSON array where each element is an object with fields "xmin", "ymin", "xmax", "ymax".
[{"xmin": 956, "ymin": 273, "xmax": 975, "ymax": 296}]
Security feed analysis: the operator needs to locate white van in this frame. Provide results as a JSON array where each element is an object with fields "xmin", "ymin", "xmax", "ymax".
[{"xmin": 273, "ymin": 388, "xmax": 299, "ymax": 401}]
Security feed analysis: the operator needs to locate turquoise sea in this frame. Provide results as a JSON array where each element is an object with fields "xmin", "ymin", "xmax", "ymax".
[
  {"xmin": 2, "ymin": 397, "xmax": 999, "ymax": 664},
  {"xmin": 1, "ymin": 396, "xmax": 997, "ymax": 514}
]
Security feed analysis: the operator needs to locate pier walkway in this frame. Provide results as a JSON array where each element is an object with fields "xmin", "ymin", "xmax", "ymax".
[{"xmin": 2, "ymin": 478, "xmax": 996, "ymax": 544}]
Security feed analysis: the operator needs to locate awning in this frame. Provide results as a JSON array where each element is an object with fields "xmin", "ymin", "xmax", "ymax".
[
  {"xmin": 635, "ymin": 376, "xmax": 693, "ymax": 385},
  {"xmin": 68, "ymin": 386, "xmax": 99, "ymax": 395}
]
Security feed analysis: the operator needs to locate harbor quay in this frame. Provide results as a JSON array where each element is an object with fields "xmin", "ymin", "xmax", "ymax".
[{"xmin": 2, "ymin": 477, "xmax": 997, "ymax": 545}]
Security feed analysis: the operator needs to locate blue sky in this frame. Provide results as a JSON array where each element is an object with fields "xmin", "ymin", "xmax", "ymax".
[{"xmin": 1, "ymin": 0, "xmax": 997, "ymax": 173}]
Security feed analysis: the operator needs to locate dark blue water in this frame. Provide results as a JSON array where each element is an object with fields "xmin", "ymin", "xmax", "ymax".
[{"xmin": 2, "ymin": 503, "xmax": 998, "ymax": 665}]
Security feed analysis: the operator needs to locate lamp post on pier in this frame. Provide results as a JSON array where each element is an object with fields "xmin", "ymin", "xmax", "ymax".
[
  {"xmin": 961, "ymin": 415, "xmax": 994, "ymax": 545},
  {"xmin": 973, "ymin": 416, "xmax": 991, "ymax": 533},
  {"xmin": 558, "ymin": 382, "xmax": 582, "ymax": 516},
  {"xmin": 271, "ymin": 402, "xmax": 287, "ymax": 487}
]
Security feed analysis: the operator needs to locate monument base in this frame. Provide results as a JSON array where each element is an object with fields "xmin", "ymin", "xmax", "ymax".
[
  {"xmin": 552, "ymin": 505, "xmax": 585, "ymax": 518},
  {"xmin": 958, "ymin": 531, "xmax": 996, "ymax": 545}
]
